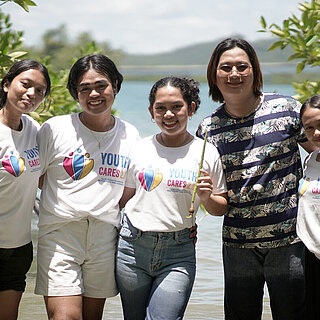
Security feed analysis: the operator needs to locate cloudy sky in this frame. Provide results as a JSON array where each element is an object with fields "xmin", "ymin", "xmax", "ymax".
[{"xmin": 3, "ymin": 0, "xmax": 301, "ymax": 54}]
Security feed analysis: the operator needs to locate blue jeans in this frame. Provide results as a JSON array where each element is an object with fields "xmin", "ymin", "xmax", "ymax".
[
  {"xmin": 116, "ymin": 215, "xmax": 196, "ymax": 320},
  {"xmin": 223, "ymin": 242, "xmax": 305, "ymax": 320}
]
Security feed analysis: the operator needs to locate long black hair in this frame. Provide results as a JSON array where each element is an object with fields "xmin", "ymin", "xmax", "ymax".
[{"xmin": 0, "ymin": 59, "xmax": 51, "ymax": 109}]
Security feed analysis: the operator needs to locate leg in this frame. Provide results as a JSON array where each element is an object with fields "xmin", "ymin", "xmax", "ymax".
[
  {"xmin": 265, "ymin": 242, "xmax": 305, "ymax": 320},
  {"xmin": 82, "ymin": 297, "xmax": 106, "ymax": 320},
  {"xmin": 146, "ymin": 229, "xmax": 196, "ymax": 320},
  {"xmin": 147, "ymin": 266, "xmax": 195, "ymax": 320},
  {"xmin": 305, "ymin": 248, "xmax": 320, "ymax": 320},
  {"xmin": 82, "ymin": 218, "xmax": 118, "ymax": 299},
  {"xmin": 223, "ymin": 245, "xmax": 265, "ymax": 320},
  {"xmin": 0, "ymin": 242, "xmax": 33, "ymax": 320},
  {"xmin": 116, "ymin": 234, "xmax": 154, "ymax": 320},
  {"xmin": 44, "ymin": 295, "xmax": 82, "ymax": 320},
  {"xmin": 0, "ymin": 290, "xmax": 22, "ymax": 320}
]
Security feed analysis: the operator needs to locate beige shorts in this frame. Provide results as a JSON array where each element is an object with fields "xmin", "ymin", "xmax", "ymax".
[{"xmin": 35, "ymin": 216, "xmax": 118, "ymax": 298}]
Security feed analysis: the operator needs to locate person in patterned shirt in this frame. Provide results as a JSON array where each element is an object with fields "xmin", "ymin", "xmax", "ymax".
[{"xmin": 197, "ymin": 38, "xmax": 316, "ymax": 320}]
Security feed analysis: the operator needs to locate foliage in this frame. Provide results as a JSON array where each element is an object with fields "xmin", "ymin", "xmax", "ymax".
[
  {"xmin": 0, "ymin": 1, "xmax": 36, "ymax": 78},
  {"xmin": 30, "ymin": 41, "xmax": 110, "ymax": 124},
  {"xmin": 0, "ymin": 0, "xmax": 36, "ymax": 12},
  {"xmin": 0, "ymin": 10, "xmax": 26, "ymax": 78},
  {"xmin": 260, "ymin": 0, "xmax": 320, "ymax": 102},
  {"xmin": 0, "ymin": 2, "xmax": 120, "ymax": 124}
]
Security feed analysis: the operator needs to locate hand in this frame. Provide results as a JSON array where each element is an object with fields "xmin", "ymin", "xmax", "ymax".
[
  {"xmin": 196, "ymin": 169, "xmax": 213, "ymax": 202},
  {"xmin": 189, "ymin": 223, "xmax": 198, "ymax": 245}
]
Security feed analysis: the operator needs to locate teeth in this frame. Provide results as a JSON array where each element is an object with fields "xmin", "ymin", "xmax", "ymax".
[{"xmin": 89, "ymin": 100, "xmax": 102, "ymax": 105}]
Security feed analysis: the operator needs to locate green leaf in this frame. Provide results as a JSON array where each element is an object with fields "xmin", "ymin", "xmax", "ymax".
[
  {"xmin": 288, "ymin": 52, "xmax": 303, "ymax": 61},
  {"xmin": 306, "ymin": 35, "xmax": 319, "ymax": 46},
  {"xmin": 268, "ymin": 41, "xmax": 286, "ymax": 51},
  {"xmin": 270, "ymin": 29, "xmax": 286, "ymax": 37},
  {"xmin": 12, "ymin": 0, "xmax": 36, "ymax": 12},
  {"xmin": 24, "ymin": 0, "xmax": 36, "ymax": 5},
  {"xmin": 8, "ymin": 51, "xmax": 27, "ymax": 58},
  {"xmin": 296, "ymin": 60, "xmax": 306, "ymax": 73},
  {"xmin": 260, "ymin": 16, "xmax": 267, "ymax": 29}
]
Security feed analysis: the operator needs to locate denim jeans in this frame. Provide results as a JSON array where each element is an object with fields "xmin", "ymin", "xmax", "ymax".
[
  {"xmin": 116, "ymin": 215, "xmax": 196, "ymax": 320},
  {"xmin": 223, "ymin": 242, "xmax": 305, "ymax": 320}
]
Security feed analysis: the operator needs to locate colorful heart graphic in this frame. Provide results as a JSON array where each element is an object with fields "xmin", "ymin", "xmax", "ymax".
[
  {"xmin": 2, "ymin": 155, "xmax": 25, "ymax": 177},
  {"xmin": 63, "ymin": 150, "xmax": 94, "ymax": 180},
  {"xmin": 298, "ymin": 177, "xmax": 310, "ymax": 198},
  {"xmin": 138, "ymin": 168, "xmax": 163, "ymax": 191}
]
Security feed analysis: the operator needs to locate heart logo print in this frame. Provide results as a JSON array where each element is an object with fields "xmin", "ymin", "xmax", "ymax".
[
  {"xmin": 2, "ymin": 154, "xmax": 25, "ymax": 177},
  {"xmin": 63, "ymin": 149, "xmax": 94, "ymax": 180},
  {"xmin": 138, "ymin": 167, "xmax": 163, "ymax": 191}
]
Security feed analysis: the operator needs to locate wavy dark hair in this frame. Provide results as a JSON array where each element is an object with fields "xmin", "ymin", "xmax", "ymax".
[
  {"xmin": 67, "ymin": 54, "xmax": 123, "ymax": 101},
  {"xmin": 0, "ymin": 59, "xmax": 51, "ymax": 109},
  {"xmin": 207, "ymin": 38, "xmax": 263, "ymax": 103},
  {"xmin": 149, "ymin": 76, "xmax": 201, "ymax": 113}
]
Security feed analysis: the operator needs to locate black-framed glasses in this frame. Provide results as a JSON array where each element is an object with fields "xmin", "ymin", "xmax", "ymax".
[{"xmin": 217, "ymin": 64, "xmax": 252, "ymax": 76}]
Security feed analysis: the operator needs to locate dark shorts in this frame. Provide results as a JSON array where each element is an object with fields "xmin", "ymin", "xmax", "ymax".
[{"xmin": 0, "ymin": 242, "xmax": 33, "ymax": 292}]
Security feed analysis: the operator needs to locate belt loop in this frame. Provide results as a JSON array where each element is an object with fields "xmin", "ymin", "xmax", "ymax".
[{"xmin": 174, "ymin": 231, "xmax": 179, "ymax": 241}]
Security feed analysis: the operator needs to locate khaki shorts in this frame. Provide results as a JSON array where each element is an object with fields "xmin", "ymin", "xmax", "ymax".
[{"xmin": 35, "ymin": 216, "xmax": 118, "ymax": 298}]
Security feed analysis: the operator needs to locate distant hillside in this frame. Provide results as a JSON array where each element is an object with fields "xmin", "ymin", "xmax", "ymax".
[{"xmin": 120, "ymin": 37, "xmax": 294, "ymax": 66}]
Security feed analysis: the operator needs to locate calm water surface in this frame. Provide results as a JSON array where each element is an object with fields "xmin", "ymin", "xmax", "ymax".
[{"xmin": 19, "ymin": 82, "xmax": 295, "ymax": 319}]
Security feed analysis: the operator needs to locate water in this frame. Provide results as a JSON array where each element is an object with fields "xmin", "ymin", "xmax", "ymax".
[{"xmin": 19, "ymin": 82, "xmax": 296, "ymax": 319}]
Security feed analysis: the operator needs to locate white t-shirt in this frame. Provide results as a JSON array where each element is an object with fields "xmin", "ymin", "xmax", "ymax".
[
  {"xmin": 297, "ymin": 149, "xmax": 320, "ymax": 259},
  {"xmin": 0, "ymin": 115, "xmax": 41, "ymax": 248},
  {"xmin": 124, "ymin": 135, "xmax": 227, "ymax": 232},
  {"xmin": 38, "ymin": 113, "xmax": 140, "ymax": 236}
]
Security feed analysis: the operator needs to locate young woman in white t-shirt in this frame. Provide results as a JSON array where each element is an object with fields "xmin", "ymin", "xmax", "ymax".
[
  {"xmin": 297, "ymin": 94, "xmax": 320, "ymax": 320},
  {"xmin": 35, "ymin": 54, "xmax": 140, "ymax": 320},
  {"xmin": 116, "ymin": 76, "xmax": 228, "ymax": 320},
  {"xmin": 0, "ymin": 60, "xmax": 51, "ymax": 320}
]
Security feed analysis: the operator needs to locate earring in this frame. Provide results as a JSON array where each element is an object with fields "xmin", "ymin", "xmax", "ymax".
[
  {"xmin": 189, "ymin": 116, "xmax": 192, "ymax": 120},
  {"xmin": 151, "ymin": 118, "xmax": 155, "ymax": 123}
]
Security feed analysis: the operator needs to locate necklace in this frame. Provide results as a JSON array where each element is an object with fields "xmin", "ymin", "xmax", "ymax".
[
  {"xmin": 225, "ymin": 96, "xmax": 261, "ymax": 123},
  {"xmin": 158, "ymin": 133, "xmax": 192, "ymax": 147},
  {"xmin": 80, "ymin": 113, "xmax": 114, "ymax": 149}
]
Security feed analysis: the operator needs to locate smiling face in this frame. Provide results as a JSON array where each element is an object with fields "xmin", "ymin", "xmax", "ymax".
[
  {"xmin": 216, "ymin": 47, "xmax": 254, "ymax": 100},
  {"xmin": 149, "ymin": 85, "xmax": 195, "ymax": 142},
  {"xmin": 77, "ymin": 68, "xmax": 116, "ymax": 117},
  {"xmin": 302, "ymin": 106, "xmax": 320, "ymax": 148},
  {"xmin": 4, "ymin": 69, "xmax": 47, "ymax": 115}
]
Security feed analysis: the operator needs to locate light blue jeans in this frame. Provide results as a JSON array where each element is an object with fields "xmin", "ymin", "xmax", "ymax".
[{"xmin": 116, "ymin": 215, "xmax": 196, "ymax": 320}]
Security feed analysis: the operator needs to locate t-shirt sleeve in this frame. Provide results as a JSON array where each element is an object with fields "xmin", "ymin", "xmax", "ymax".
[
  {"xmin": 37, "ymin": 122, "xmax": 52, "ymax": 175},
  {"xmin": 203, "ymin": 144, "xmax": 227, "ymax": 194}
]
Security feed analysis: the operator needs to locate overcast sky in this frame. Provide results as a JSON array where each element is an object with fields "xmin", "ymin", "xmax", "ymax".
[{"xmin": 3, "ymin": 0, "xmax": 302, "ymax": 54}]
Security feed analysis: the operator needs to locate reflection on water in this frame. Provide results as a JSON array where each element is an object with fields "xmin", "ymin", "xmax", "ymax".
[{"xmin": 18, "ymin": 213, "xmax": 272, "ymax": 320}]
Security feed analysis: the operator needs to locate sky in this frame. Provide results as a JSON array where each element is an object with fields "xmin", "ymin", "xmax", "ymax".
[{"xmin": 2, "ymin": 0, "xmax": 302, "ymax": 54}]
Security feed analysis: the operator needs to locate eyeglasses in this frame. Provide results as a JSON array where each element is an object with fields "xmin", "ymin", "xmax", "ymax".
[{"xmin": 217, "ymin": 64, "xmax": 252, "ymax": 76}]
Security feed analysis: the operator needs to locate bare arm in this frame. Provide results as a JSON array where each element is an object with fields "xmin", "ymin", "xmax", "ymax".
[
  {"xmin": 119, "ymin": 187, "xmax": 136, "ymax": 210},
  {"xmin": 38, "ymin": 174, "xmax": 45, "ymax": 189},
  {"xmin": 196, "ymin": 169, "xmax": 228, "ymax": 216}
]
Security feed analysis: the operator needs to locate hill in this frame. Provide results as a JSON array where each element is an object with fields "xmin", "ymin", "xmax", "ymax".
[{"xmin": 120, "ymin": 37, "xmax": 294, "ymax": 66}]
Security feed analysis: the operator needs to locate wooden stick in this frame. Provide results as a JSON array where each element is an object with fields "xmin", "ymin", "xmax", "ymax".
[{"xmin": 187, "ymin": 129, "xmax": 208, "ymax": 218}]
